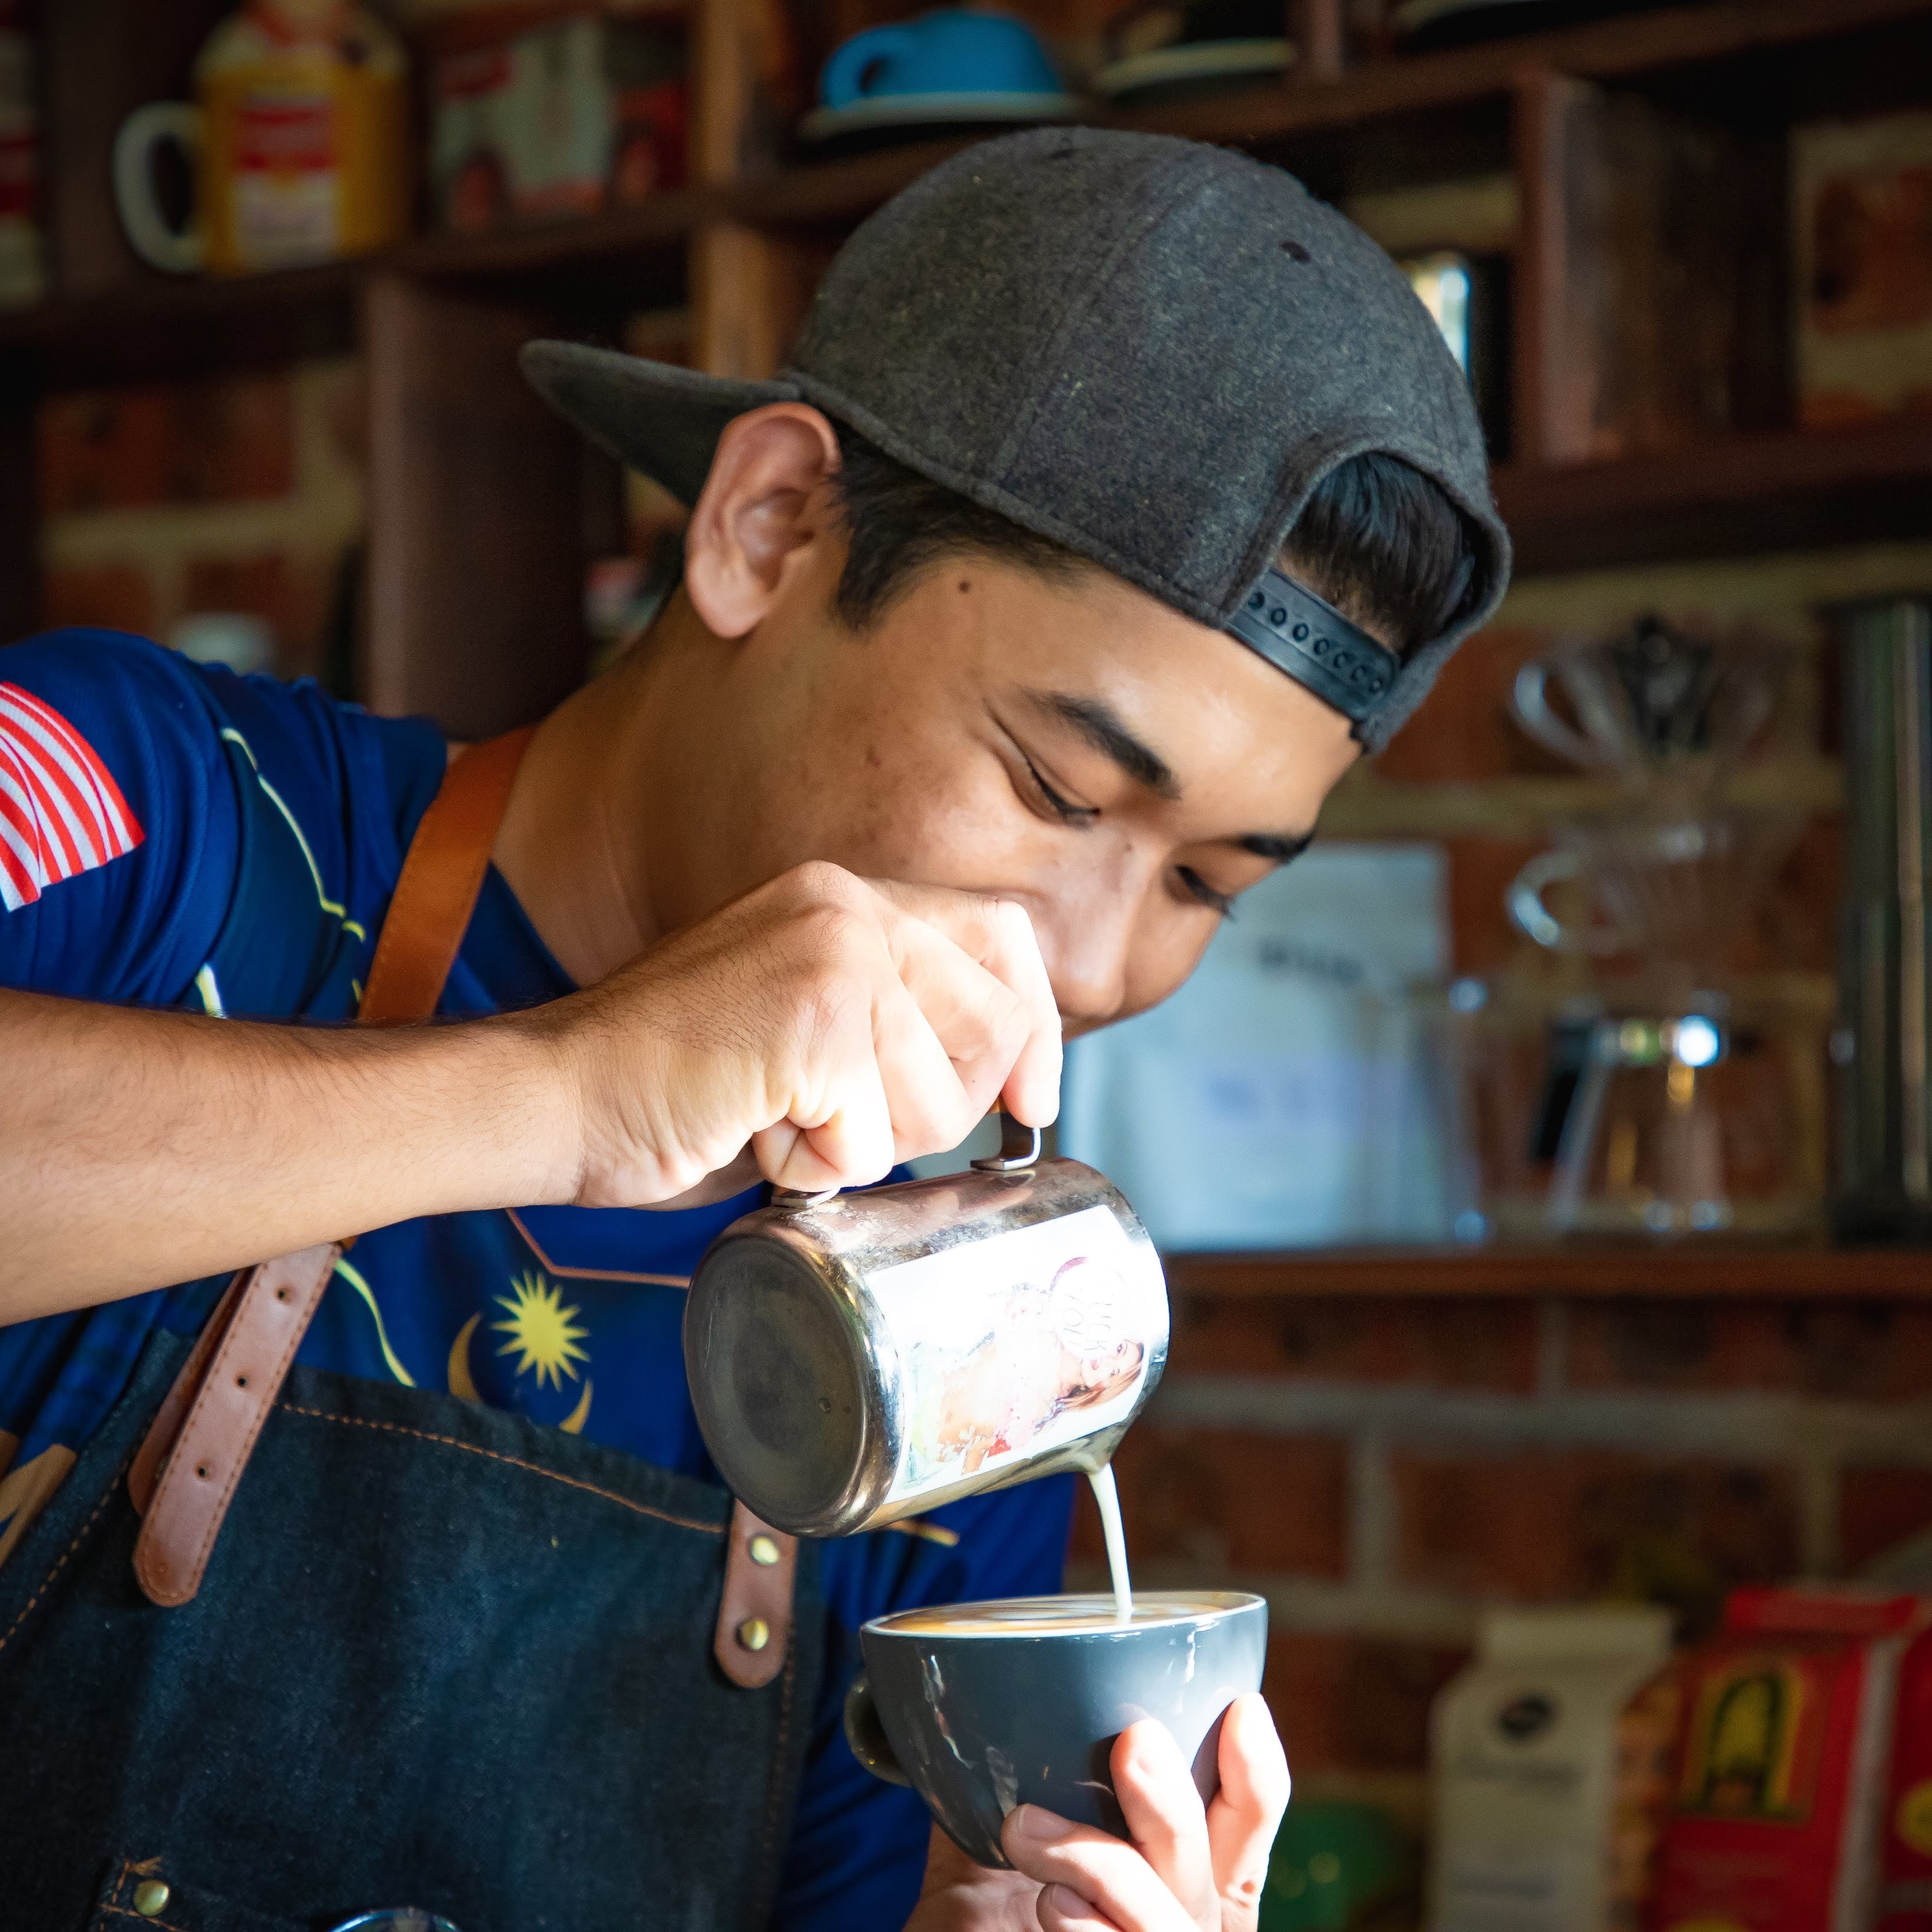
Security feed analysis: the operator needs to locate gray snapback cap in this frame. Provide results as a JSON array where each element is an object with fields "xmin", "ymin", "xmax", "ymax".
[{"xmin": 522, "ymin": 127, "xmax": 1511, "ymax": 750}]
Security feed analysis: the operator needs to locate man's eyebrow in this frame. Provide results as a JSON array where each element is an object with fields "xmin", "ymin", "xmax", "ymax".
[
  {"xmin": 1239, "ymin": 831, "xmax": 1314, "ymax": 864},
  {"xmin": 1025, "ymin": 691, "xmax": 1179, "ymax": 800}
]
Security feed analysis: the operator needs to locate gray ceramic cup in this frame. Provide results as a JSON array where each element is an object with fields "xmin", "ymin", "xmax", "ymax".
[{"xmin": 843, "ymin": 1591, "xmax": 1267, "ymax": 1868}]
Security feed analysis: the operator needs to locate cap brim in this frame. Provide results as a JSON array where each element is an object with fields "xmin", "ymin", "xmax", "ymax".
[{"xmin": 520, "ymin": 340, "xmax": 802, "ymax": 505}]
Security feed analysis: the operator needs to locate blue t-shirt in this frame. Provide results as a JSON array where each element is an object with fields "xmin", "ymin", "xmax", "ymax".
[{"xmin": 0, "ymin": 628, "xmax": 1073, "ymax": 1931}]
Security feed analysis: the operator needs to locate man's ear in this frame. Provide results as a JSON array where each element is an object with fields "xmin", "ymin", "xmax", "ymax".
[{"xmin": 683, "ymin": 403, "xmax": 843, "ymax": 640}]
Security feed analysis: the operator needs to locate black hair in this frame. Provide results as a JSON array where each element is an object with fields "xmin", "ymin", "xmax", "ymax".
[{"xmin": 830, "ymin": 423, "xmax": 1483, "ymax": 657}]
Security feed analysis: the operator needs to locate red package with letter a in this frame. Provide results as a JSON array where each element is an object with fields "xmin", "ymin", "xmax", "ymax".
[
  {"xmin": 1877, "ymin": 1623, "xmax": 1932, "ymax": 1930},
  {"xmin": 1647, "ymin": 1589, "xmax": 1911, "ymax": 1932}
]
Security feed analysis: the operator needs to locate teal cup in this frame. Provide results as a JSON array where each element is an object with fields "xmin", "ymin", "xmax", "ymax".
[
  {"xmin": 843, "ymin": 1591, "xmax": 1268, "ymax": 1868},
  {"xmin": 820, "ymin": 9, "xmax": 1062, "ymax": 106}
]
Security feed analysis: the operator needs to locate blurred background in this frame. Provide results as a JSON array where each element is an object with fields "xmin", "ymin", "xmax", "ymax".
[{"xmin": 12, "ymin": 0, "xmax": 1932, "ymax": 1923}]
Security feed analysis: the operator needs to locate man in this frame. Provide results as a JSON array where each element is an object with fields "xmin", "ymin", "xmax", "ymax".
[{"xmin": 0, "ymin": 130, "xmax": 1508, "ymax": 1931}]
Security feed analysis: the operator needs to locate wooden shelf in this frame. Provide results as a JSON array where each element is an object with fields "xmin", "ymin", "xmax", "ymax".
[
  {"xmin": 0, "ymin": 257, "xmax": 364, "ymax": 392},
  {"xmin": 1166, "ymin": 1245, "xmax": 1932, "ymax": 1300},
  {"xmin": 0, "ymin": 196, "xmax": 701, "ymax": 392},
  {"xmin": 1495, "ymin": 416, "xmax": 1932, "ymax": 574},
  {"xmin": 1124, "ymin": 0, "xmax": 1932, "ymax": 150}
]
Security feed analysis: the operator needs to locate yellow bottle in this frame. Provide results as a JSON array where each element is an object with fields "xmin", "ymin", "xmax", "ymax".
[{"xmin": 195, "ymin": 0, "xmax": 409, "ymax": 273}]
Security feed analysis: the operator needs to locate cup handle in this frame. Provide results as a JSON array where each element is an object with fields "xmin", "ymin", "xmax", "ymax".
[
  {"xmin": 843, "ymin": 1671, "xmax": 912, "ymax": 1786},
  {"xmin": 1506, "ymin": 848, "xmax": 1583, "ymax": 952},
  {"xmin": 820, "ymin": 24, "xmax": 922, "ymax": 107},
  {"xmin": 1511, "ymin": 660, "xmax": 1606, "ymax": 772},
  {"xmin": 1507, "ymin": 849, "xmax": 1630, "ymax": 956},
  {"xmin": 114, "ymin": 102, "xmax": 206, "ymax": 274}
]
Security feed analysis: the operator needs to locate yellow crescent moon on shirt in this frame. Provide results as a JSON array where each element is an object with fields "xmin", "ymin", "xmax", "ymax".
[
  {"xmin": 447, "ymin": 1310, "xmax": 592, "ymax": 1432},
  {"xmin": 448, "ymin": 1314, "xmax": 482, "ymax": 1402}
]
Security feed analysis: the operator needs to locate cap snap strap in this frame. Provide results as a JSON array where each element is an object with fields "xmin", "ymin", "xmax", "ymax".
[{"xmin": 1227, "ymin": 565, "xmax": 1399, "ymax": 726}]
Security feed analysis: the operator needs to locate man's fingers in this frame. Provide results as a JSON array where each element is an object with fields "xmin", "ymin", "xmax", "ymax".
[
  {"xmin": 910, "ymin": 1824, "xmax": 1046, "ymax": 1932},
  {"xmin": 1205, "ymin": 1695, "xmax": 1291, "ymax": 1929},
  {"xmin": 869, "ymin": 969, "xmax": 986, "ymax": 1160},
  {"xmin": 1109, "ymin": 1720, "xmax": 1216, "ymax": 1915},
  {"xmin": 1036, "ymin": 1882, "xmax": 1126, "ymax": 1932},
  {"xmin": 869, "ymin": 880, "xmax": 1062, "ymax": 1125},
  {"xmin": 1001, "ymin": 1807, "xmax": 1195, "ymax": 1932},
  {"xmin": 871, "ymin": 911, "xmax": 1032, "ymax": 1134}
]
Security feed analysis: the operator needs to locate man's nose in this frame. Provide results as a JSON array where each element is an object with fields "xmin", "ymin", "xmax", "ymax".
[{"xmin": 1035, "ymin": 892, "xmax": 1135, "ymax": 1034}]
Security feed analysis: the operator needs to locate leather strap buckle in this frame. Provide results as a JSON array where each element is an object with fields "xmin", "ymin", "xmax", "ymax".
[
  {"xmin": 132, "ymin": 1244, "xmax": 339, "ymax": 1605},
  {"xmin": 711, "ymin": 1501, "xmax": 798, "ymax": 1690}
]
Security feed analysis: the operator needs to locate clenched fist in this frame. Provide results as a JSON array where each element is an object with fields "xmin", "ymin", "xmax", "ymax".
[{"xmin": 541, "ymin": 862, "xmax": 1064, "ymax": 1205}]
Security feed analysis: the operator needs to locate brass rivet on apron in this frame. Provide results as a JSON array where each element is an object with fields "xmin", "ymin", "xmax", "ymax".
[
  {"xmin": 736, "ymin": 1616, "xmax": 770, "ymax": 1653},
  {"xmin": 747, "ymin": 1534, "xmax": 780, "ymax": 1567},
  {"xmin": 132, "ymin": 1879, "xmax": 170, "ymax": 1917}
]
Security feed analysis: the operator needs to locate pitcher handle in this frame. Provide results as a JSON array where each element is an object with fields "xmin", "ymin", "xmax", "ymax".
[
  {"xmin": 1511, "ymin": 660, "xmax": 1609, "ymax": 772},
  {"xmin": 844, "ymin": 1672, "xmax": 912, "ymax": 1785},
  {"xmin": 972, "ymin": 1108, "xmax": 1041, "ymax": 1173}
]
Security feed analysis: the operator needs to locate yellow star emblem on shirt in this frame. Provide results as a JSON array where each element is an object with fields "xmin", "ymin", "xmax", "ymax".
[{"xmin": 492, "ymin": 1271, "xmax": 589, "ymax": 1391}]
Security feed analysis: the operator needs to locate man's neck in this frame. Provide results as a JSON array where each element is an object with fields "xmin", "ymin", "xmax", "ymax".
[{"xmin": 490, "ymin": 634, "xmax": 667, "ymax": 988}]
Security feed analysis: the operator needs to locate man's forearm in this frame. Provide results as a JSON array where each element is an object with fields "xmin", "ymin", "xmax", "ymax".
[{"xmin": 2, "ymin": 989, "xmax": 578, "ymax": 1320}]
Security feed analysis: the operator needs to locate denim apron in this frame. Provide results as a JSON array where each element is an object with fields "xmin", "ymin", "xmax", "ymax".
[
  {"xmin": 0, "ymin": 734, "xmax": 824, "ymax": 1932},
  {"xmin": 0, "ymin": 1332, "xmax": 823, "ymax": 1931}
]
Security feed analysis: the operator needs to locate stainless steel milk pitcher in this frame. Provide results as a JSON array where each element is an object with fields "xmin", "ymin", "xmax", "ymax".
[{"xmin": 683, "ymin": 1117, "xmax": 1169, "ymax": 1537}]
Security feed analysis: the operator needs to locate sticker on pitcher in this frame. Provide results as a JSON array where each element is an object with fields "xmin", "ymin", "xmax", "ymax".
[{"xmin": 872, "ymin": 1204, "xmax": 1160, "ymax": 1504}]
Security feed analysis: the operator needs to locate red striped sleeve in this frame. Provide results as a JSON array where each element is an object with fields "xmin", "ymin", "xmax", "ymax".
[{"xmin": 0, "ymin": 680, "xmax": 144, "ymax": 912}]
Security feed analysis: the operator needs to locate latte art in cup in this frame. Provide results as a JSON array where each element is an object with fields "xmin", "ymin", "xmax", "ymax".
[{"xmin": 874, "ymin": 1592, "xmax": 1252, "ymax": 1638}]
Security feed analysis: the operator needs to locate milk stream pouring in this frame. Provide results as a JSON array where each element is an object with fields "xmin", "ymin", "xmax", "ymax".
[
  {"xmin": 683, "ymin": 1115, "xmax": 1169, "ymax": 1538},
  {"xmin": 1089, "ymin": 1464, "xmax": 1133, "ymax": 1622}
]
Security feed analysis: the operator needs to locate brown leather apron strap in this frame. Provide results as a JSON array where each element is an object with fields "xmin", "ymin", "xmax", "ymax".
[
  {"xmin": 712, "ymin": 1501, "xmax": 800, "ymax": 1689},
  {"xmin": 131, "ymin": 727, "xmax": 537, "ymax": 1607},
  {"xmin": 359, "ymin": 727, "xmax": 537, "ymax": 1027},
  {"xmin": 131, "ymin": 1244, "xmax": 341, "ymax": 1606}
]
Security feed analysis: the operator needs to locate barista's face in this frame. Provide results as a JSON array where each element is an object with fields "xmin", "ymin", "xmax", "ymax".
[{"xmin": 654, "ymin": 405, "xmax": 1364, "ymax": 1036}]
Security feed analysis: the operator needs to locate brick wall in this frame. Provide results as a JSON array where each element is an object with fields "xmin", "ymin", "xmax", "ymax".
[{"xmin": 37, "ymin": 359, "xmax": 365, "ymax": 683}]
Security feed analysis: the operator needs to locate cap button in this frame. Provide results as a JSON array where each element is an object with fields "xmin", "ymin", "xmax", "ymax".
[
  {"xmin": 133, "ymin": 1882, "xmax": 171, "ymax": 1918},
  {"xmin": 748, "ymin": 1533, "xmax": 781, "ymax": 1567},
  {"xmin": 737, "ymin": 1617, "xmax": 771, "ymax": 1652}
]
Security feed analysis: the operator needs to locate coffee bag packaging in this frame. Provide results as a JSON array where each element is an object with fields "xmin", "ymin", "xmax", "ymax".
[
  {"xmin": 1428, "ymin": 1605, "xmax": 1677, "ymax": 1932},
  {"xmin": 1649, "ymin": 1586, "xmax": 1929, "ymax": 1932}
]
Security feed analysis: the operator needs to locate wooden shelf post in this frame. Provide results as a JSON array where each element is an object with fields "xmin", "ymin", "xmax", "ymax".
[
  {"xmin": 1512, "ymin": 68, "xmax": 1599, "ymax": 468},
  {"xmin": 363, "ymin": 275, "xmax": 614, "ymax": 736},
  {"xmin": 1288, "ymin": 0, "xmax": 1345, "ymax": 82}
]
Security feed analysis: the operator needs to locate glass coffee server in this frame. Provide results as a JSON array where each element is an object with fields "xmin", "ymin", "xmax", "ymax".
[{"xmin": 1454, "ymin": 616, "xmax": 1831, "ymax": 1241}]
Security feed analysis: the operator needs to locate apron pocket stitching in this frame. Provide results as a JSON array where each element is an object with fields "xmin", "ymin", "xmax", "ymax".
[
  {"xmin": 0, "ymin": 1448, "xmax": 137, "ymax": 1660},
  {"xmin": 275, "ymin": 1401, "xmax": 727, "ymax": 1534}
]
